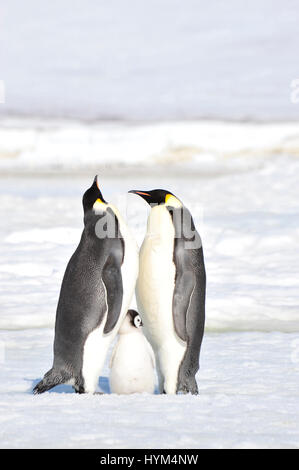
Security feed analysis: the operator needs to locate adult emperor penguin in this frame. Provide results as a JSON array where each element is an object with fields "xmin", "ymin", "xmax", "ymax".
[
  {"xmin": 33, "ymin": 176, "xmax": 138, "ymax": 394},
  {"xmin": 109, "ymin": 309, "xmax": 156, "ymax": 394},
  {"xmin": 129, "ymin": 189, "xmax": 206, "ymax": 395}
]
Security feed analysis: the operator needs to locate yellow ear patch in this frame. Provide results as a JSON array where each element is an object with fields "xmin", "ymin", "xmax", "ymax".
[
  {"xmin": 165, "ymin": 194, "xmax": 182, "ymax": 207},
  {"xmin": 93, "ymin": 198, "xmax": 105, "ymax": 211}
]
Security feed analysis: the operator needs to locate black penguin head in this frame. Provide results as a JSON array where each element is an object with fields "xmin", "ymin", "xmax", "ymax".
[
  {"xmin": 82, "ymin": 175, "xmax": 107, "ymax": 213},
  {"xmin": 128, "ymin": 189, "xmax": 182, "ymax": 207},
  {"xmin": 127, "ymin": 309, "xmax": 143, "ymax": 328}
]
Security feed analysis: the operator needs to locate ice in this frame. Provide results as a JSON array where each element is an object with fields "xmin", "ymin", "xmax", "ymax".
[
  {"xmin": 1, "ymin": 119, "xmax": 299, "ymax": 173},
  {"xmin": 0, "ymin": 329, "xmax": 298, "ymax": 448},
  {"xmin": 0, "ymin": 140, "xmax": 299, "ymax": 447},
  {"xmin": 0, "ymin": 112, "xmax": 299, "ymax": 448},
  {"xmin": 5, "ymin": 228, "xmax": 81, "ymax": 245}
]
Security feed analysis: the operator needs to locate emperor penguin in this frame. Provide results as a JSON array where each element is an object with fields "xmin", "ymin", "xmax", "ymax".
[
  {"xmin": 109, "ymin": 309, "xmax": 156, "ymax": 394},
  {"xmin": 129, "ymin": 189, "xmax": 206, "ymax": 395},
  {"xmin": 33, "ymin": 176, "xmax": 138, "ymax": 394}
]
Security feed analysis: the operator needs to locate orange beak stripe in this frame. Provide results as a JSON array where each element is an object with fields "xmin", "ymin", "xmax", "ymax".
[{"xmin": 136, "ymin": 191, "xmax": 151, "ymax": 196}]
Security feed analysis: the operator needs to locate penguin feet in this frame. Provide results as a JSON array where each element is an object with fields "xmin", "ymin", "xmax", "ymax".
[
  {"xmin": 33, "ymin": 368, "xmax": 65, "ymax": 394},
  {"xmin": 73, "ymin": 389, "xmax": 104, "ymax": 395},
  {"xmin": 73, "ymin": 382, "xmax": 104, "ymax": 395},
  {"xmin": 176, "ymin": 379, "xmax": 198, "ymax": 395},
  {"xmin": 33, "ymin": 380, "xmax": 50, "ymax": 395},
  {"xmin": 176, "ymin": 385, "xmax": 189, "ymax": 395}
]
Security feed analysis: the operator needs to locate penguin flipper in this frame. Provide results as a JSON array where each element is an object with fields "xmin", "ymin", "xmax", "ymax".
[
  {"xmin": 172, "ymin": 270, "xmax": 195, "ymax": 342},
  {"xmin": 102, "ymin": 253, "xmax": 123, "ymax": 334}
]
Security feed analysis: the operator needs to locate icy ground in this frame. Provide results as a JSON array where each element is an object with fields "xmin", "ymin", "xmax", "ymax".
[
  {"xmin": 1, "ymin": 152, "xmax": 299, "ymax": 448},
  {"xmin": 1, "ymin": 329, "xmax": 299, "ymax": 449}
]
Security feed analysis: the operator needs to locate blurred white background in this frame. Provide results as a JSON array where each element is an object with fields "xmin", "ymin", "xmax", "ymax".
[{"xmin": 1, "ymin": 0, "xmax": 299, "ymax": 121}]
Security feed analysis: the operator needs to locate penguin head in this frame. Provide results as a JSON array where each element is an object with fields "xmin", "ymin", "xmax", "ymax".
[
  {"xmin": 119, "ymin": 309, "xmax": 143, "ymax": 334},
  {"xmin": 82, "ymin": 175, "xmax": 107, "ymax": 214},
  {"xmin": 128, "ymin": 189, "xmax": 182, "ymax": 208},
  {"xmin": 129, "ymin": 310, "xmax": 143, "ymax": 329}
]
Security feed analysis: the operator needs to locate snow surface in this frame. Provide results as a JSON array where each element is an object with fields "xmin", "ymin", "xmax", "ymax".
[
  {"xmin": 1, "ymin": 329, "xmax": 299, "ymax": 449},
  {"xmin": 0, "ymin": 120, "xmax": 299, "ymax": 448},
  {"xmin": 1, "ymin": 118, "xmax": 299, "ymax": 174}
]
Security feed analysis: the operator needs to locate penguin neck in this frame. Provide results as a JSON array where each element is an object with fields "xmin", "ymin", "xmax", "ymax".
[
  {"xmin": 146, "ymin": 205, "xmax": 175, "ymax": 241},
  {"xmin": 83, "ymin": 205, "xmax": 119, "ymax": 240},
  {"xmin": 107, "ymin": 203, "xmax": 136, "ymax": 244},
  {"xmin": 119, "ymin": 327, "xmax": 142, "ymax": 336},
  {"xmin": 165, "ymin": 196, "xmax": 183, "ymax": 209}
]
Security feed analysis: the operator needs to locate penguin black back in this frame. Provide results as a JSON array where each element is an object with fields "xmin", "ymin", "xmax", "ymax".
[{"xmin": 167, "ymin": 204, "xmax": 206, "ymax": 394}]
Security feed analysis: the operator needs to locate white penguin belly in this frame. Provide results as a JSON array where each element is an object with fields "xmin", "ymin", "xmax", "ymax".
[
  {"xmin": 82, "ymin": 311, "xmax": 110, "ymax": 393},
  {"xmin": 82, "ymin": 207, "xmax": 139, "ymax": 394},
  {"xmin": 109, "ymin": 335, "xmax": 155, "ymax": 394},
  {"xmin": 117, "ymin": 207, "xmax": 139, "ymax": 329},
  {"xmin": 136, "ymin": 206, "xmax": 186, "ymax": 394}
]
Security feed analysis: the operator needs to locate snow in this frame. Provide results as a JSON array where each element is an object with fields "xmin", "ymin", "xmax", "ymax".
[
  {"xmin": 1, "ymin": 119, "xmax": 299, "ymax": 173},
  {"xmin": 1, "ymin": 329, "xmax": 299, "ymax": 449},
  {"xmin": 0, "ymin": 120, "xmax": 299, "ymax": 448}
]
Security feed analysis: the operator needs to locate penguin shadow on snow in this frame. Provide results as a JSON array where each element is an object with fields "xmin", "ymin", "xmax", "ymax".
[
  {"xmin": 30, "ymin": 374, "xmax": 159, "ymax": 395},
  {"xmin": 29, "ymin": 375, "xmax": 173, "ymax": 395},
  {"xmin": 29, "ymin": 376, "xmax": 110, "ymax": 394},
  {"xmin": 30, "ymin": 378, "xmax": 74, "ymax": 394}
]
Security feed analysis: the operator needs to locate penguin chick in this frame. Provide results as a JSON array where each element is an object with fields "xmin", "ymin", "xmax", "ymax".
[{"xmin": 109, "ymin": 310, "xmax": 156, "ymax": 394}]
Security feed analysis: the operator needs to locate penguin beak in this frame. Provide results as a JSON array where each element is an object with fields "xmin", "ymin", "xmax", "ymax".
[
  {"xmin": 128, "ymin": 190, "xmax": 153, "ymax": 206},
  {"xmin": 94, "ymin": 174, "xmax": 102, "ymax": 193},
  {"xmin": 93, "ymin": 175, "xmax": 106, "ymax": 204},
  {"xmin": 128, "ymin": 190, "xmax": 151, "ymax": 197}
]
